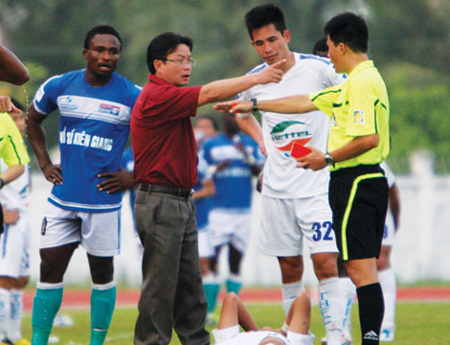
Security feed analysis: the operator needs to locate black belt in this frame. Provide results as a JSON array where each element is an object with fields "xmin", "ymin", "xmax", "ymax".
[{"xmin": 138, "ymin": 183, "xmax": 193, "ymax": 199}]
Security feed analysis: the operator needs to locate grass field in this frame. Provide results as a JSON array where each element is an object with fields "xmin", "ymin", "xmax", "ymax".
[{"xmin": 21, "ymin": 301, "xmax": 450, "ymax": 344}]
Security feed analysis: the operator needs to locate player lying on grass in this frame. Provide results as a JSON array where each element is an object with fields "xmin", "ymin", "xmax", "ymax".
[{"xmin": 212, "ymin": 292, "xmax": 315, "ymax": 345}]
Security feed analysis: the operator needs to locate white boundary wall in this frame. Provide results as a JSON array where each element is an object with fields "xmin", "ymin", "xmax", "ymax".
[{"xmin": 26, "ymin": 151, "xmax": 450, "ymax": 287}]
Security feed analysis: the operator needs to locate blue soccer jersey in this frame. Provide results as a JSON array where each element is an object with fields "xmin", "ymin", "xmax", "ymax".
[
  {"xmin": 193, "ymin": 155, "xmax": 212, "ymax": 229},
  {"xmin": 202, "ymin": 133, "xmax": 264, "ymax": 210},
  {"xmin": 33, "ymin": 69, "xmax": 141, "ymax": 212}
]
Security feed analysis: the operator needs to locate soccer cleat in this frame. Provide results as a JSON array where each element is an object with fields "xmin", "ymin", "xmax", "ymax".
[
  {"xmin": 1, "ymin": 339, "xmax": 13, "ymax": 345},
  {"xmin": 380, "ymin": 328, "xmax": 395, "ymax": 342}
]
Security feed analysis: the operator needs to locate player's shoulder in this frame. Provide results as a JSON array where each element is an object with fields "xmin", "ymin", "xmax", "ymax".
[
  {"xmin": 113, "ymin": 72, "xmax": 141, "ymax": 90},
  {"xmin": 246, "ymin": 62, "xmax": 268, "ymax": 75},
  {"xmin": 294, "ymin": 52, "xmax": 333, "ymax": 68}
]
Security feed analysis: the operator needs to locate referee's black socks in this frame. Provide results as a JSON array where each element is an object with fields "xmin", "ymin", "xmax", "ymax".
[{"xmin": 357, "ymin": 282, "xmax": 384, "ymax": 345}]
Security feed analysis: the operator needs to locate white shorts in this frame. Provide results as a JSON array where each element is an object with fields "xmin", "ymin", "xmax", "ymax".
[
  {"xmin": 382, "ymin": 211, "xmax": 396, "ymax": 247},
  {"xmin": 40, "ymin": 201, "xmax": 120, "ymax": 257},
  {"xmin": 0, "ymin": 213, "xmax": 31, "ymax": 278},
  {"xmin": 198, "ymin": 223, "xmax": 214, "ymax": 258},
  {"xmin": 209, "ymin": 209, "xmax": 251, "ymax": 253},
  {"xmin": 260, "ymin": 194, "xmax": 339, "ymax": 257}
]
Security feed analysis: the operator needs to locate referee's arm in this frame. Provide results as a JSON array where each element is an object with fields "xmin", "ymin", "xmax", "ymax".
[{"xmin": 327, "ymin": 133, "xmax": 379, "ymax": 164}]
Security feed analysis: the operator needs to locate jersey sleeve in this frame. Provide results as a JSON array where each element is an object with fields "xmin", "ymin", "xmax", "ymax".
[
  {"xmin": 345, "ymin": 79, "xmax": 379, "ymax": 137},
  {"xmin": 33, "ymin": 74, "xmax": 63, "ymax": 115},
  {"xmin": 321, "ymin": 62, "xmax": 346, "ymax": 88},
  {"xmin": 0, "ymin": 113, "xmax": 30, "ymax": 166},
  {"xmin": 310, "ymin": 84, "xmax": 341, "ymax": 118}
]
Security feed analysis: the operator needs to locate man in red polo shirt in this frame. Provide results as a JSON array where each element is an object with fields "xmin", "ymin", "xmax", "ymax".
[{"xmin": 131, "ymin": 32, "xmax": 284, "ymax": 345}]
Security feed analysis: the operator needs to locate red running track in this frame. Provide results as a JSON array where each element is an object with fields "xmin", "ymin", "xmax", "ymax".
[{"xmin": 22, "ymin": 287, "xmax": 450, "ymax": 311}]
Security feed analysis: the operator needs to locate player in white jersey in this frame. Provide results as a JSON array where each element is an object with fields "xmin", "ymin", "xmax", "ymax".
[
  {"xmin": 213, "ymin": 291, "xmax": 314, "ymax": 345},
  {"xmin": 234, "ymin": 5, "xmax": 345, "ymax": 345},
  {"xmin": 25, "ymin": 25, "xmax": 141, "ymax": 345},
  {"xmin": 0, "ymin": 100, "xmax": 30, "ymax": 345}
]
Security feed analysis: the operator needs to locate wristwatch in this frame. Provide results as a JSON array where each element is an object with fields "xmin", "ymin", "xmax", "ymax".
[
  {"xmin": 324, "ymin": 153, "xmax": 335, "ymax": 168},
  {"xmin": 250, "ymin": 98, "xmax": 258, "ymax": 112}
]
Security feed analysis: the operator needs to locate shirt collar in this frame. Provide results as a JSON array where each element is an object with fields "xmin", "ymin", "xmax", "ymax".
[
  {"xmin": 348, "ymin": 60, "xmax": 375, "ymax": 78},
  {"xmin": 148, "ymin": 73, "xmax": 169, "ymax": 85}
]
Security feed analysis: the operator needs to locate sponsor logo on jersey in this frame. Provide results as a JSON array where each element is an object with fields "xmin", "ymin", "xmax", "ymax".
[
  {"xmin": 59, "ymin": 96, "xmax": 78, "ymax": 111},
  {"xmin": 354, "ymin": 109, "xmax": 364, "ymax": 124},
  {"xmin": 99, "ymin": 103, "xmax": 120, "ymax": 116},
  {"xmin": 270, "ymin": 121, "xmax": 312, "ymax": 152}
]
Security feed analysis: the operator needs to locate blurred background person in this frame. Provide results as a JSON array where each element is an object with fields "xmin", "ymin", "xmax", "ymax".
[{"xmin": 202, "ymin": 112, "xmax": 264, "ymax": 321}]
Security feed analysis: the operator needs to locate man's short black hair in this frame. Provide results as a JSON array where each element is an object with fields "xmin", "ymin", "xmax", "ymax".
[
  {"xmin": 313, "ymin": 38, "xmax": 328, "ymax": 56},
  {"xmin": 324, "ymin": 12, "xmax": 368, "ymax": 53},
  {"xmin": 146, "ymin": 32, "xmax": 193, "ymax": 74},
  {"xmin": 84, "ymin": 25, "xmax": 122, "ymax": 51},
  {"xmin": 10, "ymin": 97, "xmax": 24, "ymax": 111},
  {"xmin": 245, "ymin": 4, "xmax": 287, "ymax": 40}
]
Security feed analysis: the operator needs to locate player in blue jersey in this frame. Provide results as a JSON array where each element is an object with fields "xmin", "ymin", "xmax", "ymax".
[
  {"xmin": 25, "ymin": 25, "xmax": 141, "ymax": 345},
  {"xmin": 201, "ymin": 112, "xmax": 264, "ymax": 317}
]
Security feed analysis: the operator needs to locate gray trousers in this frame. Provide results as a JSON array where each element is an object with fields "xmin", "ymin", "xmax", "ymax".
[{"xmin": 134, "ymin": 189, "xmax": 210, "ymax": 345}]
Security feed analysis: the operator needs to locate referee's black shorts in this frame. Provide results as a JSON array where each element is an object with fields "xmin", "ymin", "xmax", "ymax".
[{"xmin": 329, "ymin": 164, "xmax": 388, "ymax": 261}]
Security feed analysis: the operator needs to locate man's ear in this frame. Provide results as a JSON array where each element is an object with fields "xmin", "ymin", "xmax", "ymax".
[
  {"xmin": 283, "ymin": 30, "xmax": 291, "ymax": 44},
  {"xmin": 154, "ymin": 59, "xmax": 163, "ymax": 73}
]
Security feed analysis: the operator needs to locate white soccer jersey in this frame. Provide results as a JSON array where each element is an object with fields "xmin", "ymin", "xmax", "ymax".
[
  {"xmin": 0, "ymin": 160, "xmax": 30, "ymax": 213},
  {"xmin": 240, "ymin": 53, "xmax": 344, "ymax": 199}
]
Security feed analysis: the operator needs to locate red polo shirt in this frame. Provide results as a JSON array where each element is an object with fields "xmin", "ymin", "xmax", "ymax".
[{"xmin": 131, "ymin": 74, "xmax": 202, "ymax": 188}]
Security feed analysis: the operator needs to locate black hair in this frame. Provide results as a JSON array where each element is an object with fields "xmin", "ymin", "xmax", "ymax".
[
  {"xmin": 84, "ymin": 25, "xmax": 122, "ymax": 51},
  {"xmin": 146, "ymin": 32, "xmax": 194, "ymax": 74},
  {"xmin": 312, "ymin": 38, "xmax": 328, "ymax": 56},
  {"xmin": 10, "ymin": 97, "xmax": 24, "ymax": 111},
  {"xmin": 245, "ymin": 4, "xmax": 287, "ymax": 40},
  {"xmin": 324, "ymin": 12, "xmax": 368, "ymax": 53}
]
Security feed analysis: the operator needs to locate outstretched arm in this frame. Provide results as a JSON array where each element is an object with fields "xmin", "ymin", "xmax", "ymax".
[
  {"xmin": 214, "ymin": 94, "xmax": 317, "ymax": 115},
  {"xmin": 198, "ymin": 59, "xmax": 286, "ymax": 106},
  {"xmin": 218, "ymin": 292, "xmax": 259, "ymax": 331},
  {"xmin": 0, "ymin": 44, "xmax": 30, "ymax": 85},
  {"xmin": 26, "ymin": 104, "xmax": 62, "ymax": 184}
]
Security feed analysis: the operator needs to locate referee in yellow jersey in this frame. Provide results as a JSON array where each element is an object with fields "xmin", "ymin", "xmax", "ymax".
[
  {"xmin": 215, "ymin": 12, "xmax": 390, "ymax": 345},
  {"xmin": 0, "ymin": 103, "xmax": 30, "ymax": 234}
]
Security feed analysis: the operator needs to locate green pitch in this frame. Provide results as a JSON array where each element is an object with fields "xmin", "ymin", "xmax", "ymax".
[{"xmin": 21, "ymin": 302, "xmax": 450, "ymax": 344}]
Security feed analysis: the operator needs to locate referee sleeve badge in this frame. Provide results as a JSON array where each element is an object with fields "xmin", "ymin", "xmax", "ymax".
[{"xmin": 353, "ymin": 110, "xmax": 365, "ymax": 124}]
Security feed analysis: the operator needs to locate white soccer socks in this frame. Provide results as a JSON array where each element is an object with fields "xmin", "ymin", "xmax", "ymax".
[
  {"xmin": 339, "ymin": 277, "xmax": 356, "ymax": 342},
  {"xmin": 8, "ymin": 289, "xmax": 24, "ymax": 342},
  {"xmin": 0, "ymin": 288, "xmax": 10, "ymax": 340},
  {"xmin": 379, "ymin": 267, "xmax": 396, "ymax": 341},
  {"xmin": 319, "ymin": 277, "xmax": 343, "ymax": 345},
  {"xmin": 282, "ymin": 280, "xmax": 305, "ymax": 315}
]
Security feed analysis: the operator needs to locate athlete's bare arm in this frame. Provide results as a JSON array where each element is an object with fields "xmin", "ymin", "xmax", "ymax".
[
  {"xmin": 26, "ymin": 104, "xmax": 62, "ymax": 184},
  {"xmin": 0, "ymin": 44, "xmax": 30, "ymax": 85}
]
